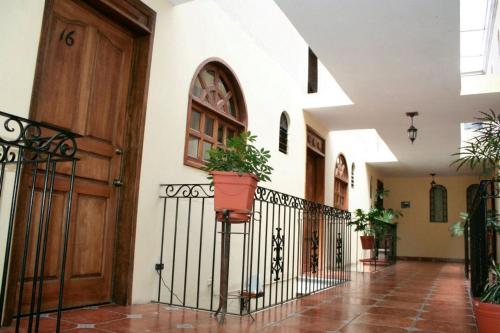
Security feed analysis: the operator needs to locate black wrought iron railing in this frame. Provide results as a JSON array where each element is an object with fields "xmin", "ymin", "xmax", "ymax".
[
  {"xmin": 0, "ymin": 111, "xmax": 79, "ymax": 332},
  {"xmin": 465, "ymin": 179, "xmax": 498, "ymax": 297},
  {"xmin": 157, "ymin": 184, "xmax": 352, "ymax": 315}
]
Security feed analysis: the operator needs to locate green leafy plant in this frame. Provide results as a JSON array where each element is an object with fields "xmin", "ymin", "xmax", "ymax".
[
  {"xmin": 451, "ymin": 110, "xmax": 500, "ymax": 177},
  {"xmin": 481, "ymin": 261, "xmax": 500, "ymax": 304},
  {"xmin": 348, "ymin": 190, "xmax": 402, "ymax": 238},
  {"xmin": 203, "ymin": 131, "xmax": 273, "ymax": 182},
  {"xmin": 449, "ymin": 211, "xmax": 499, "ymax": 237},
  {"xmin": 449, "ymin": 212, "xmax": 469, "ymax": 237}
]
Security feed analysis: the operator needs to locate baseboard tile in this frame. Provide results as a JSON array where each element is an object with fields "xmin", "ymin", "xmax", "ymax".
[{"xmin": 396, "ymin": 256, "xmax": 464, "ymax": 263}]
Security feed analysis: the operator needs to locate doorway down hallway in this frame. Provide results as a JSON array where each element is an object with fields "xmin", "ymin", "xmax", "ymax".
[{"xmin": 0, "ymin": 262, "xmax": 476, "ymax": 333}]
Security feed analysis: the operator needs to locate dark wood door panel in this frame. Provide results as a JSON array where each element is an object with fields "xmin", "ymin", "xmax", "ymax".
[{"xmin": 13, "ymin": 0, "xmax": 132, "ymax": 312}]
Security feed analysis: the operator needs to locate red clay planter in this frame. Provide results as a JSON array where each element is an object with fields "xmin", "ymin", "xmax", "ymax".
[
  {"xmin": 360, "ymin": 235, "xmax": 375, "ymax": 250},
  {"xmin": 474, "ymin": 300, "xmax": 500, "ymax": 333},
  {"xmin": 211, "ymin": 171, "xmax": 258, "ymax": 223}
]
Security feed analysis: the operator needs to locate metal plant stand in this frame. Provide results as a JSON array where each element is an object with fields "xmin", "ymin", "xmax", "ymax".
[
  {"xmin": 214, "ymin": 210, "xmax": 252, "ymax": 324},
  {"xmin": 0, "ymin": 111, "xmax": 80, "ymax": 333}
]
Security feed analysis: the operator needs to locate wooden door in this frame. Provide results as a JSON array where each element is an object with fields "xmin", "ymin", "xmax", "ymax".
[
  {"xmin": 303, "ymin": 145, "xmax": 325, "ymax": 274},
  {"xmin": 13, "ymin": 0, "xmax": 133, "ymax": 311}
]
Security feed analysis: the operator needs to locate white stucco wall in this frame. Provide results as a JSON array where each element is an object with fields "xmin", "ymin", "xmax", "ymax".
[{"xmin": 0, "ymin": 0, "xmax": 375, "ymax": 306}]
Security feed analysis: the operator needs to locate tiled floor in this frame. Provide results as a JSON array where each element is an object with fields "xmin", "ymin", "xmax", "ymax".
[{"xmin": 0, "ymin": 262, "xmax": 476, "ymax": 332}]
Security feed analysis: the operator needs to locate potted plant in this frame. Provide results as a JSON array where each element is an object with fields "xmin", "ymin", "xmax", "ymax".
[
  {"xmin": 451, "ymin": 110, "xmax": 500, "ymax": 332},
  {"xmin": 204, "ymin": 131, "xmax": 273, "ymax": 222},
  {"xmin": 349, "ymin": 208, "xmax": 376, "ymax": 249},
  {"xmin": 473, "ymin": 262, "xmax": 500, "ymax": 333},
  {"xmin": 349, "ymin": 190, "xmax": 402, "ymax": 250}
]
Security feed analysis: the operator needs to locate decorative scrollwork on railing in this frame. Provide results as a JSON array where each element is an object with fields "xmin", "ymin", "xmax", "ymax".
[
  {"xmin": 158, "ymin": 183, "xmax": 352, "ymax": 222},
  {"xmin": 160, "ymin": 184, "xmax": 214, "ymax": 198},
  {"xmin": 0, "ymin": 111, "xmax": 79, "ymax": 160},
  {"xmin": 336, "ymin": 233, "xmax": 343, "ymax": 268},
  {"xmin": 310, "ymin": 230, "xmax": 319, "ymax": 273},
  {"xmin": 0, "ymin": 144, "xmax": 18, "ymax": 163},
  {"xmin": 271, "ymin": 227, "xmax": 284, "ymax": 281}
]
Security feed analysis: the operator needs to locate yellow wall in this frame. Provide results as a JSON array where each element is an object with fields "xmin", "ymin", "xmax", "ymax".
[{"xmin": 384, "ymin": 175, "xmax": 481, "ymax": 260}]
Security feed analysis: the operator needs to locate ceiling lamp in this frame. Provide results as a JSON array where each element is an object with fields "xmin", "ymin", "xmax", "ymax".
[
  {"xmin": 406, "ymin": 112, "xmax": 419, "ymax": 144},
  {"xmin": 430, "ymin": 173, "xmax": 436, "ymax": 187}
]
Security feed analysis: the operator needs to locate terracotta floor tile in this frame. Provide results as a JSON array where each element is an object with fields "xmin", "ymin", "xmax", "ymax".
[
  {"xmin": 0, "ymin": 262, "xmax": 478, "ymax": 333},
  {"xmin": 416, "ymin": 319, "xmax": 477, "ymax": 333},
  {"xmin": 376, "ymin": 299, "xmax": 423, "ymax": 310},
  {"xmin": 57, "ymin": 308, "xmax": 126, "ymax": 324},
  {"xmin": 278, "ymin": 315, "xmax": 346, "ymax": 331},
  {"xmin": 301, "ymin": 307, "xmax": 357, "ymax": 320},
  {"xmin": 340, "ymin": 322, "xmax": 407, "ymax": 333},
  {"xmin": 353, "ymin": 313, "xmax": 414, "ymax": 329},
  {"xmin": 420, "ymin": 310, "xmax": 475, "ymax": 324},
  {"xmin": 366, "ymin": 306, "xmax": 418, "ymax": 318}
]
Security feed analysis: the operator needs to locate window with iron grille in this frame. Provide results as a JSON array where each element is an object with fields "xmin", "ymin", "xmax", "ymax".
[
  {"xmin": 430, "ymin": 184, "xmax": 448, "ymax": 222},
  {"xmin": 279, "ymin": 112, "xmax": 289, "ymax": 154}
]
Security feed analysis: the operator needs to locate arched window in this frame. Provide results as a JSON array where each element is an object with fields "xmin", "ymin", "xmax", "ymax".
[
  {"xmin": 334, "ymin": 154, "xmax": 349, "ymax": 210},
  {"xmin": 430, "ymin": 184, "xmax": 448, "ymax": 222},
  {"xmin": 466, "ymin": 184, "xmax": 480, "ymax": 212},
  {"xmin": 185, "ymin": 60, "xmax": 247, "ymax": 168},
  {"xmin": 279, "ymin": 112, "xmax": 289, "ymax": 154}
]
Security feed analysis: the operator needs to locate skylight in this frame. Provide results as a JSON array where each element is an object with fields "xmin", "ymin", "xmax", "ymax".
[{"xmin": 460, "ymin": 0, "xmax": 496, "ymax": 75}]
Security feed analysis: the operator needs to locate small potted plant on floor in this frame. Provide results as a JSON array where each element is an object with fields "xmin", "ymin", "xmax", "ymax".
[
  {"xmin": 349, "ymin": 209, "xmax": 376, "ymax": 249},
  {"xmin": 349, "ymin": 206, "xmax": 401, "ymax": 250},
  {"xmin": 204, "ymin": 131, "xmax": 273, "ymax": 222},
  {"xmin": 349, "ymin": 190, "xmax": 402, "ymax": 250}
]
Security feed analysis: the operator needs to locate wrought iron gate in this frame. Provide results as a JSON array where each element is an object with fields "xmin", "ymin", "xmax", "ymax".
[
  {"xmin": 465, "ymin": 179, "xmax": 498, "ymax": 297},
  {"xmin": 0, "ymin": 111, "xmax": 79, "ymax": 332}
]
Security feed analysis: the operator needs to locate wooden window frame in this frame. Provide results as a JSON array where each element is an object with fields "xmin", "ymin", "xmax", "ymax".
[
  {"xmin": 333, "ymin": 154, "xmax": 349, "ymax": 210},
  {"xmin": 184, "ymin": 60, "xmax": 247, "ymax": 169}
]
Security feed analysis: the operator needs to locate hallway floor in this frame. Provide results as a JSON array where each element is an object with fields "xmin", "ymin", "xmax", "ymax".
[{"xmin": 1, "ymin": 262, "xmax": 476, "ymax": 333}]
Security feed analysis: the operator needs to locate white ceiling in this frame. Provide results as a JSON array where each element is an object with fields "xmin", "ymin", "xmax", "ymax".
[{"xmin": 274, "ymin": 0, "xmax": 500, "ymax": 176}]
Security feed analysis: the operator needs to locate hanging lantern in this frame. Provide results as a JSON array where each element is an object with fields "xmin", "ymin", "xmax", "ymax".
[{"xmin": 406, "ymin": 112, "xmax": 419, "ymax": 144}]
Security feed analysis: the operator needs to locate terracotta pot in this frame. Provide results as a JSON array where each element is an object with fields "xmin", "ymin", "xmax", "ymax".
[
  {"xmin": 474, "ymin": 299, "xmax": 500, "ymax": 333},
  {"xmin": 211, "ymin": 171, "xmax": 258, "ymax": 223},
  {"xmin": 360, "ymin": 235, "xmax": 375, "ymax": 250}
]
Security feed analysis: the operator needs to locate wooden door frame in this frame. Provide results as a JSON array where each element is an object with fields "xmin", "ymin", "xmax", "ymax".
[
  {"xmin": 4, "ymin": 0, "xmax": 155, "ymax": 323},
  {"xmin": 303, "ymin": 126, "xmax": 326, "ymax": 274},
  {"xmin": 305, "ymin": 126, "xmax": 325, "ymax": 203}
]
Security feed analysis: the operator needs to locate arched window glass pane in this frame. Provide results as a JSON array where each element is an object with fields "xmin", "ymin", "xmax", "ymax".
[
  {"xmin": 201, "ymin": 70, "xmax": 215, "ymax": 86},
  {"xmin": 228, "ymin": 98, "xmax": 237, "ymax": 117},
  {"xmin": 185, "ymin": 61, "xmax": 246, "ymax": 168},
  {"xmin": 193, "ymin": 78, "xmax": 203, "ymax": 97},
  {"xmin": 430, "ymin": 185, "xmax": 448, "ymax": 222},
  {"xmin": 279, "ymin": 112, "xmax": 288, "ymax": 154},
  {"xmin": 218, "ymin": 77, "xmax": 228, "ymax": 96}
]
